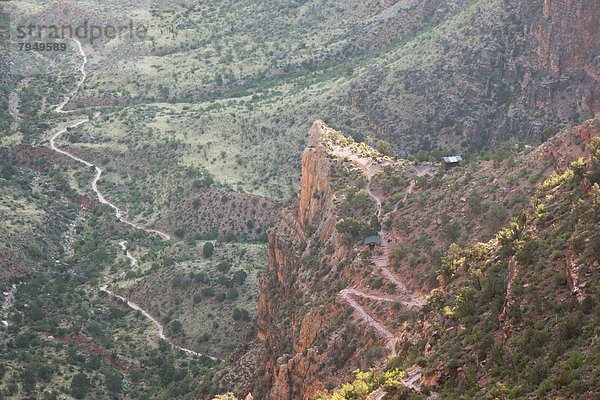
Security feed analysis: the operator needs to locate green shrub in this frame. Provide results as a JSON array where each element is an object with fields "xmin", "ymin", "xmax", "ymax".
[
  {"xmin": 227, "ymin": 288, "xmax": 239, "ymax": 300},
  {"xmin": 70, "ymin": 373, "xmax": 90, "ymax": 399},
  {"xmin": 105, "ymin": 372, "xmax": 123, "ymax": 394},
  {"xmin": 217, "ymin": 261, "xmax": 232, "ymax": 273},
  {"xmin": 193, "ymin": 293, "xmax": 202, "ymax": 304},
  {"xmin": 27, "ymin": 243, "xmax": 45, "ymax": 258},
  {"xmin": 232, "ymin": 270, "xmax": 248, "ymax": 285},
  {"xmin": 441, "ymin": 220, "xmax": 461, "ymax": 242},
  {"xmin": 371, "ymin": 278, "xmax": 384, "ymax": 289},
  {"xmin": 172, "ymin": 274, "xmax": 191, "ymax": 288},
  {"xmin": 390, "ymin": 242, "xmax": 406, "ymax": 266},
  {"xmin": 203, "ymin": 242, "xmax": 214, "ymax": 258},
  {"xmin": 233, "ymin": 308, "xmax": 250, "ymax": 321},
  {"xmin": 587, "ymin": 137, "xmax": 600, "ymax": 184},
  {"xmin": 169, "ymin": 320, "xmax": 184, "ymax": 335},
  {"xmin": 174, "ymin": 227, "xmax": 186, "ymax": 238},
  {"xmin": 515, "ymin": 239, "xmax": 539, "ymax": 266}
]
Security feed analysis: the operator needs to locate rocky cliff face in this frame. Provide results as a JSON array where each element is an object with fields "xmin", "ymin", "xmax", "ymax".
[
  {"xmin": 257, "ymin": 121, "xmax": 339, "ymax": 400},
  {"xmin": 256, "ymin": 122, "xmax": 377, "ymax": 399},
  {"xmin": 514, "ymin": 0, "xmax": 600, "ymax": 116},
  {"xmin": 530, "ymin": 0, "xmax": 599, "ymax": 77},
  {"xmin": 340, "ymin": 0, "xmax": 599, "ymax": 155},
  {"xmin": 253, "ymin": 118, "xmax": 600, "ymax": 399}
]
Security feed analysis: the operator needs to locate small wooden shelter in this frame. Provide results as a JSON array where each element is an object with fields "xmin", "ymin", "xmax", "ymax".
[
  {"xmin": 442, "ymin": 156, "xmax": 463, "ymax": 170},
  {"xmin": 364, "ymin": 235, "xmax": 382, "ymax": 250}
]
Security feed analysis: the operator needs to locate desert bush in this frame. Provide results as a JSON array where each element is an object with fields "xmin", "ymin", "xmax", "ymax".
[
  {"xmin": 193, "ymin": 293, "xmax": 202, "ymax": 304},
  {"xmin": 232, "ymin": 270, "xmax": 248, "ymax": 284},
  {"xmin": 441, "ymin": 220, "xmax": 461, "ymax": 242},
  {"xmin": 169, "ymin": 320, "xmax": 184, "ymax": 335},
  {"xmin": 105, "ymin": 371, "xmax": 123, "ymax": 394},
  {"xmin": 587, "ymin": 137, "xmax": 600, "ymax": 184},
  {"xmin": 203, "ymin": 242, "xmax": 214, "ymax": 258},
  {"xmin": 390, "ymin": 242, "xmax": 406, "ymax": 266},
  {"xmin": 70, "ymin": 373, "xmax": 90, "ymax": 399},
  {"xmin": 371, "ymin": 278, "xmax": 384, "ymax": 289},
  {"xmin": 233, "ymin": 308, "xmax": 250, "ymax": 321},
  {"xmin": 515, "ymin": 239, "xmax": 538, "ymax": 266},
  {"xmin": 174, "ymin": 227, "xmax": 186, "ymax": 238},
  {"xmin": 172, "ymin": 273, "xmax": 191, "ymax": 288},
  {"xmin": 217, "ymin": 261, "xmax": 232, "ymax": 273},
  {"xmin": 227, "ymin": 288, "xmax": 239, "ymax": 300}
]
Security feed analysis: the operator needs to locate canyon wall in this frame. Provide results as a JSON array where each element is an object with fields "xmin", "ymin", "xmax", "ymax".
[
  {"xmin": 256, "ymin": 122, "xmax": 376, "ymax": 399},
  {"xmin": 342, "ymin": 0, "xmax": 600, "ymax": 155},
  {"xmin": 515, "ymin": 0, "xmax": 600, "ymax": 114}
]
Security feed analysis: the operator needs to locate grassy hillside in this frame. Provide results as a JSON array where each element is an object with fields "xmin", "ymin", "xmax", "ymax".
[
  {"xmin": 0, "ymin": 147, "xmax": 261, "ymax": 398},
  {"xmin": 7, "ymin": 0, "xmax": 595, "ymax": 199},
  {"xmin": 115, "ymin": 240, "xmax": 266, "ymax": 360}
]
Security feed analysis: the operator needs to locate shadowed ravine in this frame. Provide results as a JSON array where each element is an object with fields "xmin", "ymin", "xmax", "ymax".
[{"xmin": 48, "ymin": 39, "xmax": 215, "ymax": 361}]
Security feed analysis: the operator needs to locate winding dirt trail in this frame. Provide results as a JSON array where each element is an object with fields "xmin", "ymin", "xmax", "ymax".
[
  {"xmin": 339, "ymin": 289, "xmax": 398, "ymax": 355},
  {"xmin": 50, "ymin": 40, "xmax": 170, "ymax": 240},
  {"xmin": 100, "ymin": 284, "xmax": 217, "ymax": 361},
  {"xmin": 47, "ymin": 39, "xmax": 212, "ymax": 360},
  {"xmin": 119, "ymin": 241, "xmax": 137, "ymax": 267},
  {"xmin": 332, "ymin": 146, "xmax": 426, "ymax": 358}
]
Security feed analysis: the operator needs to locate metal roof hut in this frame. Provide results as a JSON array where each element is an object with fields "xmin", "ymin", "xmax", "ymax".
[
  {"xmin": 442, "ymin": 156, "xmax": 463, "ymax": 171},
  {"xmin": 364, "ymin": 235, "xmax": 382, "ymax": 251}
]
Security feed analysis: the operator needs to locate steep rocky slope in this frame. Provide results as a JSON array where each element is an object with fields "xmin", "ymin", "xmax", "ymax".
[
  {"xmin": 377, "ymin": 130, "xmax": 600, "ymax": 399},
  {"xmin": 255, "ymin": 122, "xmax": 393, "ymax": 399},
  {"xmin": 375, "ymin": 118, "xmax": 600, "ymax": 293},
  {"xmin": 249, "ymin": 119, "xmax": 600, "ymax": 400},
  {"xmin": 343, "ymin": 0, "xmax": 600, "ymax": 155}
]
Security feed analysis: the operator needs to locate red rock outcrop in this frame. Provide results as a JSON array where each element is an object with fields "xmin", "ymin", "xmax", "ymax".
[
  {"xmin": 256, "ymin": 122, "xmax": 368, "ymax": 399},
  {"xmin": 534, "ymin": 0, "xmax": 600, "ymax": 78},
  {"xmin": 513, "ymin": 0, "xmax": 600, "ymax": 113}
]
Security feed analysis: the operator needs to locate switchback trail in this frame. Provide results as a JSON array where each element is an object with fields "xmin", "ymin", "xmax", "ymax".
[
  {"xmin": 47, "ymin": 39, "xmax": 213, "ymax": 360},
  {"xmin": 331, "ymin": 145, "xmax": 426, "ymax": 359}
]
